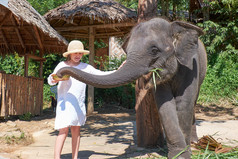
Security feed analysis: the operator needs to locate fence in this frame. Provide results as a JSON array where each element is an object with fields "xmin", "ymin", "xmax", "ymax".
[{"xmin": 0, "ymin": 73, "xmax": 43, "ymax": 118}]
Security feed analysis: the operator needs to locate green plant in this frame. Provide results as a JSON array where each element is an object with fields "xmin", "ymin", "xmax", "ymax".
[
  {"xmin": 172, "ymin": 146, "xmax": 189, "ymax": 159},
  {"xmin": 43, "ymin": 84, "xmax": 56, "ymax": 102},
  {"xmin": 94, "ymin": 55, "xmax": 135, "ymax": 109},
  {"xmin": 19, "ymin": 112, "xmax": 32, "ymax": 121},
  {"xmin": 0, "ymin": 53, "xmax": 24, "ymax": 75},
  {"xmin": 150, "ymin": 68, "xmax": 162, "ymax": 90},
  {"xmin": 197, "ymin": 1, "xmax": 238, "ymax": 106},
  {"xmin": 27, "ymin": 0, "xmax": 71, "ymax": 15},
  {"xmin": 198, "ymin": 47, "xmax": 238, "ymax": 105},
  {"xmin": 2, "ymin": 132, "xmax": 30, "ymax": 145},
  {"xmin": 191, "ymin": 147, "xmax": 238, "ymax": 159}
]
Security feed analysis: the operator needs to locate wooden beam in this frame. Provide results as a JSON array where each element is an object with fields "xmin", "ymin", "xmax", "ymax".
[
  {"xmin": 24, "ymin": 54, "xmax": 46, "ymax": 62},
  {"xmin": 112, "ymin": 27, "xmax": 121, "ymax": 32},
  {"xmin": 0, "ymin": 25, "xmax": 31, "ymax": 29},
  {"xmin": 62, "ymin": 31, "xmax": 126, "ymax": 37},
  {"xmin": 33, "ymin": 25, "xmax": 44, "ymax": 50},
  {"xmin": 55, "ymin": 22, "xmax": 135, "ymax": 31},
  {"xmin": 0, "ymin": 10, "xmax": 10, "ymax": 26},
  {"xmin": 0, "ymin": 29, "xmax": 9, "ymax": 49},
  {"xmin": 10, "ymin": 14, "xmax": 25, "ymax": 49}
]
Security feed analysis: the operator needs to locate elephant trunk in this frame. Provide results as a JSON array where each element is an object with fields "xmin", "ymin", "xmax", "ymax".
[{"xmin": 56, "ymin": 61, "xmax": 149, "ymax": 88}]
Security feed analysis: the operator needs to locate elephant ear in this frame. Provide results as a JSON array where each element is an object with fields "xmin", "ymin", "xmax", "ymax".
[{"xmin": 171, "ymin": 21, "xmax": 204, "ymax": 69}]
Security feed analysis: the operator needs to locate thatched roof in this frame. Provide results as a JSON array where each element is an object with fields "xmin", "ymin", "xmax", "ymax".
[
  {"xmin": 44, "ymin": 0, "xmax": 137, "ymax": 40},
  {"xmin": 0, "ymin": 0, "xmax": 68, "ymax": 56}
]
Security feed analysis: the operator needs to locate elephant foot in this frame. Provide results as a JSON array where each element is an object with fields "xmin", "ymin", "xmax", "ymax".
[{"xmin": 168, "ymin": 147, "xmax": 191, "ymax": 159}]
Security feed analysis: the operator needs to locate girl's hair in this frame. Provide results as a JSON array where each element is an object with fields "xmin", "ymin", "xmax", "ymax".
[{"xmin": 66, "ymin": 54, "xmax": 71, "ymax": 61}]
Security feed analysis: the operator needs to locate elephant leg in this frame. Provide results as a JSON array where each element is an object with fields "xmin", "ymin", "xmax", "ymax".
[
  {"xmin": 176, "ymin": 97, "xmax": 194, "ymax": 154},
  {"xmin": 175, "ymin": 80, "xmax": 199, "ymax": 156},
  {"xmin": 155, "ymin": 85, "xmax": 191, "ymax": 159},
  {"xmin": 191, "ymin": 110, "xmax": 198, "ymax": 143},
  {"xmin": 191, "ymin": 94, "xmax": 200, "ymax": 143}
]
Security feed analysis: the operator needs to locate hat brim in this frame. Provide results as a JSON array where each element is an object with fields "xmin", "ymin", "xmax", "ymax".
[{"xmin": 63, "ymin": 49, "xmax": 90, "ymax": 57}]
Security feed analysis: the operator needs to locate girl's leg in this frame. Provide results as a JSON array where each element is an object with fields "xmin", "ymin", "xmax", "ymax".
[
  {"xmin": 54, "ymin": 127, "xmax": 69, "ymax": 159},
  {"xmin": 71, "ymin": 126, "xmax": 81, "ymax": 159}
]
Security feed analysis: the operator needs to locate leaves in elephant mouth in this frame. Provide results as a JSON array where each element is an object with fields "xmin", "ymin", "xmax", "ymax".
[{"xmin": 150, "ymin": 68, "xmax": 162, "ymax": 90}]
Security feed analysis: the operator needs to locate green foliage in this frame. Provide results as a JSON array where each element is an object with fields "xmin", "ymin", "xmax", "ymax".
[
  {"xmin": 43, "ymin": 54, "xmax": 65, "ymax": 82},
  {"xmin": 191, "ymin": 148, "xmax": 238, "ymax": 159},
  {"xmin": 43, "ymin": 84, "xmax": 56, "ymax": 102},
  {"xmin": 0, "ymin": 53, "xmax": 41, "ymax": 77},
  {"xmin": 198, "ymin": 48, "xmax": 238, "ymax": 104},
  {"xmin": 0, "ymin": 53, "xmax": 24, "ymax": 75},
  {"xmin": 19, "ymin": 112, "xmax": 32, "ymax": 121},
  {"xmin": 197, "ymin": 1, "xmax": 238, "ymax": 105},
  {"xmin": 116, "ymin": 0, "xmax": 138, "ymax": 10},
  {"xmin": 94, "ymin": 55, "xmax": 135, "ymax": 109},
  {"xmin": 27, "ymin": 0, "xmax": 71, "ymax": 15},
  {"xmin": 99, "ymin": 55, "xmax": 127, "ymax": 71},
  {"xmin": 4, "ymin": 132, "xmax": 26, "ymax": 145}
]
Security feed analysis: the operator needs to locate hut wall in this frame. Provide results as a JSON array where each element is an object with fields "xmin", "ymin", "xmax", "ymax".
[
  {"xmin": 95, "ymin": 47, "xmax": 108, "ymax": 69},
  {"xmin": 109, "ymin": 37, "xmax": 125, "ymax": 59},
  {"xmin": 0, "ymin": 73, "xmax": 43, "ymax": 118}
]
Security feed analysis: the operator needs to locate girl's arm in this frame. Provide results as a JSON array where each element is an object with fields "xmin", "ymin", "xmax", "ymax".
[{"xmin": 47, "ymin": 62, "xmax": 65, "ymax": 86}]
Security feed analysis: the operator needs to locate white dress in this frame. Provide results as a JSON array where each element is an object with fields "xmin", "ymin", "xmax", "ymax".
[{"xmin": 48, "ymin": 61, "xmax": 114, "ymax": 130}]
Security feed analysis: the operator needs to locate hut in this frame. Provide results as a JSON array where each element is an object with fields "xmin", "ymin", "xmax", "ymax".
[
  {"xmin": 0, "ymin": 0, "xmax": 68, "ymax": 118},
  {"xmin": 45, "ymin": 0, "xmax": 137, "ymax": 114}
]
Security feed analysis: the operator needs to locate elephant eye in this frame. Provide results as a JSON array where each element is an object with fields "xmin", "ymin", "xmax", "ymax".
[{"xmin": 150, "ymin": 46, "xmax": 161, "ymax": 55}]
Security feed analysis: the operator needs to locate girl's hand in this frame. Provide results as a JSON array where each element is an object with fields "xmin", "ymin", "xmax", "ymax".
[{"xmin": 50, "ymin": 75, "xmax": 60, "ymax": 84}]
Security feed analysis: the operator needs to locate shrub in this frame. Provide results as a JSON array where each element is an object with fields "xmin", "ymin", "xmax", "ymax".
[
  {"xmin": 197, "ymin": 0, "xmax": 238, "ymax": 105},
  {"xmin": 94, "ymin": 55, "xmax": 135, "ymax": 109}
]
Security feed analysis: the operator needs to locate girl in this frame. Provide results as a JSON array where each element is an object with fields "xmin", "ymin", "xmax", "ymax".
[{"xmin": 48, "ymin": 40, "xmax": 118, "ymax": 159}]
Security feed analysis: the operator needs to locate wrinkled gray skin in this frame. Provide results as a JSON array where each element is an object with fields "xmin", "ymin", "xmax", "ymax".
[{"xmin": 57, "ymin": 18, "xmax": 207, "ymax": 159}]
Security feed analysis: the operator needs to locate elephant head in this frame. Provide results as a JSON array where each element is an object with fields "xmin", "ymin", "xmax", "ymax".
[{"xmin": 56, "ymin": 18, "xmax": 203, "ymax": 88}]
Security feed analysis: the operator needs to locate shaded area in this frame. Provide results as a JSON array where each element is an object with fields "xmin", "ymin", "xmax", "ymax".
[
  {"xmin": 195, "ymin": 104, "xmax": 238, "ymax": 121},
  {"xmin": 49, "ymin": 107, "xmax": 167, "ymax": 158}
]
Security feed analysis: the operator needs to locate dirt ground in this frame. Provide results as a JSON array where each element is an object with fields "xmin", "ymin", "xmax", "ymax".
[{"xmin": 0, "ymin": 103, "xmax": 237, "ymax": 158}]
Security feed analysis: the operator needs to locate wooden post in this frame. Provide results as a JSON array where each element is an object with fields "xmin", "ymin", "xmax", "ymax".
[
  {"xmin": 24, "ymin": 55, "xmax": 29, "ymax": 77},
  {"xmin": 39, "ymin": 50, "xmax": 43, "ymax": 78},
  {"xmin": 136, "ymin": 0, "xmax": 164, "ymax": 148},
  {"xmin": 87, "ymin": 26, "xmax": 95, "ymax": 115}
]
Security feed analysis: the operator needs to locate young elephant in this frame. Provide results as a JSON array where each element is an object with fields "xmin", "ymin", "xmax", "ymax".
[{"xmin": 57, "ymin": 18, "xmax": 207, "ymax": 158}]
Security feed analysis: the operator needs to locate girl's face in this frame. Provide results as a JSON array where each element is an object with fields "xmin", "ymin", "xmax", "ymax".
[{"xmin": 69, "ymin": 53, "xmax": 84, "ymax": 63}]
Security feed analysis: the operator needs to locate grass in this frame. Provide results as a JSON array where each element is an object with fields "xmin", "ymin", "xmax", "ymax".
[
  {"xmin": 128, "ymin": 148, "xmax": 238, "ymax": 159},
  {"xmin": 191, "ymin": 147, "xmax": 238, "ymax": 159}
]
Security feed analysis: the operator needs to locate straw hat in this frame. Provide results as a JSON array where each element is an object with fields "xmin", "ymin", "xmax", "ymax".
[{"xmin": 63, "ymin": 40, "xmax": 89, "ymax": 57}]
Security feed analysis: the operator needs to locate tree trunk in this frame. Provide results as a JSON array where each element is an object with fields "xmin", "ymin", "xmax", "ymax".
[
  {"xmin": 161, "ymin": 0, "xmax": 165, "ymax": 16},
  {"xmin": 138, "ymin": 0, "xmax": 158, "ymax": 21},
  {"xmin": 202, "ymin": 7, "xmax": 210, "ymax": 21},
  {"xmin": 172, "ymin": 1, "xmax": 177, "ymax": 20},
  {"xmin": 136, "ymin": 0, "xmax": 164, "ymax": 148},
  {"xmin": 165, "ymin": 0, "xmax": 169, "ymax": 17}
]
